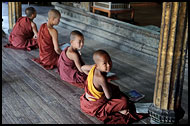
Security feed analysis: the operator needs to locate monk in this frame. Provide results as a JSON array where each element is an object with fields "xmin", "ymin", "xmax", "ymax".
[
  {"xmin": 57, "ymin": 30, "xmax": 87, "ymax": 88},
  {"xmin": 4, "ymin": 7, "xmax": 38, "ymax": 51},
  {"xmin": 32, "ymin": 9, "xmax": 62, "ymax": 69},
  {"xmin": 80, "ymin": 50, "xmax": 148, "ymax": 124}
]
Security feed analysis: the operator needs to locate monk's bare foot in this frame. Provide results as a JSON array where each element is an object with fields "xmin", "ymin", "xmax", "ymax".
[{"xmin": 119, "ymin": 109, "xmax": 130, "ymax": 115}]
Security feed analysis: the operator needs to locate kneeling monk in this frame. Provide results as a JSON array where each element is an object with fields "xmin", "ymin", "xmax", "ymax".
[
  {"xmin": 4, "ymin": 7, "xmax": 38, "ymax": 51},
  {"xmin": 57, "ymin": 30, "xmax": 87, "ymax": 88},
  {"xmin": 33, "ymin": 9, "xmax": 62, "ymax": 69},
  {"xmin": 80, "ymin": 50, "xmax": 148, "ymax": 124}
]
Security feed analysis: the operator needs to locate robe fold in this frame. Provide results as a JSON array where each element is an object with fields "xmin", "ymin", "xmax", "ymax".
[
  {"xmin": 32, "ymin": 23, "xmax": 59, "ymax": 70},
  {"xmin": 80, "ymin": 65, "xmax": 149, "ymax": 124},
  {"xmin": 57, "ymin": 46, "xmax": 87, "ymax": 88},
  {"xmin": 4, "ymin": 17, "xmax": 38, "ymax": 51}
]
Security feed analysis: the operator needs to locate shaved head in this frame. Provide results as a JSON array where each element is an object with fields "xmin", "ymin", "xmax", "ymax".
[
  {"xmin": 70, "ymin": 30, "xmax": 84, "ymax": 41},
  {"xmin": 25, "ymin": 7, "xmax": 36, "ymax": 18},
  {"xmin": 48, "ymin": 9, "xmax": 61, "ymax": 19},
  {"xmin": 93, "ymin": 50, "xmax": 111, "ymax": 64}
]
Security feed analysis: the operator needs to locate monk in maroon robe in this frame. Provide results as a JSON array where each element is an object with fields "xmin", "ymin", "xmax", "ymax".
[
  {"xmin": 57, "ymin": 46, "xmax": 87, "ymax": 88},
  {"xmin": 32, "ymin": 9, "xmax": 62, "ymax": 69},
  {"xmin": 4, "ymin": 7, "xmax": 38, "ymax": 51},
  {"xmin": 57, "ymin": 31, "xmax": 87, "ymax": 88},
  {"xmin": 80, "ymin": 50, "xmax": 148, "ymax": 124}
]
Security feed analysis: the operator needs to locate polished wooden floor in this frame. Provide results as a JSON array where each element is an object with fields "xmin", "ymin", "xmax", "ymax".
[{"xmin": 2, "ymin": 30, "xmax": 188, "ymax": 124}]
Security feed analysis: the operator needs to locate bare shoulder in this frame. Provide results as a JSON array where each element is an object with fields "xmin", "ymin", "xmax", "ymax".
[
  {"xmin": 94, "ymin": 70, "xmax": 107, "ymax": 87},
  {"xmin": 31, "ymin": 21, "xmax": 36, "ymax": 27},
  {"xmin": 48, "ymin": 27, "xmax": 57, "ymax": 34},
  {"xmin": 48, "ymin": 27, "xmax": 58, "ymax": 37},
  {"xmin": 67, "ymin": 47, "xmax": 79, "ymax": 60}
]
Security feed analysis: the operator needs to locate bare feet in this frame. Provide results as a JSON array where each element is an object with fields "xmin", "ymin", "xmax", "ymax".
[{"xmin": 119, "ymin": 109, "xmax": 130, "ymax": 115}]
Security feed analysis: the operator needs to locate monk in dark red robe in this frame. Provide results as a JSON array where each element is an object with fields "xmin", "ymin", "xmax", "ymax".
[
  {"xmin": 57, "ymin": 46, "xmax": 87, "ymax": 88},
  {"xmin": 32, "ymin": 9, "xmax": 62, "ymax": 69},
  {"xmin": 4, "ymin": 7, "xmax": 38, "ymax": 51},
  {"xmin": 80, "ymin": 50, "xmax": 148, "ymax": 124},
  {"xmin": 80, "ymin": 81, "xmax": 148, "ymax": 124},
  {"xmin": 32, "ymin": 23, "xmax": 59, "ymax": 69}
]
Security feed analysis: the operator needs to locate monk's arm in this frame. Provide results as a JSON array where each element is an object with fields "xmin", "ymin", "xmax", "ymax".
[
  {"xmin": 49, "ymin": 29, "xmax": 62, "ymax": 55},
  {"xmin": 31, "ymin": 22, "xmax": 38, "ymax": 38},
  {"xmin": 99, "ymin": 77, "xmax": 112, "ymax": 99},
  {"xmin": 81, "ymin": 64, "xmax": 94, "ymax": 75},
  {"xmin": 70, "ymin": 52, "xmax": 83, "ymax": 73}
]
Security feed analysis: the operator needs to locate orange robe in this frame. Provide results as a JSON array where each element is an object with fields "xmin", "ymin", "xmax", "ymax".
[
  {"xmin": 32, "ymin": 23, "xmax": 59, "ymax": 69},
  {"xmin": 4, "ymin": 17, "xmax": 38, "ymax": 51},
  {"xmin": 80, "ymin": 65, "xmax": 148, "ymax": 124}
]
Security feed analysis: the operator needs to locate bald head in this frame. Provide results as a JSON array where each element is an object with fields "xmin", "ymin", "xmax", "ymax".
[
  {"xmin": 48, "ymin": 9, "xmax": 61, "ymax": 19},
  {"xmin": 70, "ymin": 30, "xmax": 84, "ymax": 41},
  {"xmin": 25, "ymin": 7, "xmax": 36, "ymax": 18},
  {"xmin": 93, "ymin": 50, "xmax": 111, "ymax": 64}
]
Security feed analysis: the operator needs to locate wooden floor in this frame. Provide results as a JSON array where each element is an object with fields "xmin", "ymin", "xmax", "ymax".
[{"xmin": 2, "ymin": 31, "xmax": 188, "ymax": 124}]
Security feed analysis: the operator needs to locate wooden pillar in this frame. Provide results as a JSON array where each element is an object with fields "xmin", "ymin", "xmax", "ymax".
[
  {"xmin": 80, "ymin": 2, "xmax": 91, "ymax": 11},
  {"xmin": 8, "ymin": 2, "xmax": 22, "ymax": 32},
  {"xmin": 148, "ymin": 2, "xmax": 188, "ymax": 124}
]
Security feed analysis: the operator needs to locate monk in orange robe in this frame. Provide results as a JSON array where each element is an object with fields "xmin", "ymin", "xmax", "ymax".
[
  {"xmin": 4, "ymin": 7, "xmax": 38, "ymax": 51},
  {"xmin": 57, "ymin": 30, "xmax": 87, "ymax": 88},
  {"xmin": 32, "ymin": 9, "xmax": 62, "ymax": 69},
  {"xmin": 80, "ymin": 50, "xmax": 148, "ymax": 124}
]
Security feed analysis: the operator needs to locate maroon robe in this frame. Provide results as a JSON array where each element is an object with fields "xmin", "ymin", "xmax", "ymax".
[
  {"xmin": 4, "ymin": 17, "xmax": 38, "ymax": 51},
  {"xmin": 32, "ymin": 23, "xmax": 59, "ymax": 70},
  {"xmin": 80, "ymin": 81, "xmax": 149, "ymax": 124},
  {"xmin": 57, "ymin": 46, "xmax": 87, "ymax": 88}
]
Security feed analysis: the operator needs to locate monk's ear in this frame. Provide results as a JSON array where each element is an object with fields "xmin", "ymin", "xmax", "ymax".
[{"xmin": 31, "ymin": 13, "xmax": 36, "ymax": 18}]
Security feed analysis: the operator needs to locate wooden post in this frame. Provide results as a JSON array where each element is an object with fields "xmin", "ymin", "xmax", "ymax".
[
  {"xmin": 131, "ymin": 8, "xmax": 135, "ymax": 22},
  {"xmin": 108, "ymin": 11, "xmax": 111, "ymax": 18},
  {"xmin": 148, "ymin": 2, "xmax": 188, "ymax": 124},
  {"xmin": 8, "ymin": 2, "xmax": 22, "ymax": 33},
  {"xmin": 80, "ymin": 2, "xmax": 91, "ymax": 12}
]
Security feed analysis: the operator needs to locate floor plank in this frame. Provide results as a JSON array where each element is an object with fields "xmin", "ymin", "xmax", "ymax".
[
  {"xmin": 2, "ymin": 115, "xmax": 10, "ymax": 124},
  {"xmin": 2, "ymin": 74, "xmax": 35, "ymax": 124},
  {"xmin": 2, "ymin": 103, "xmax": 22, "ymax": 124},
  {"xmin": 2, "ymin": 39, "xmax": 101, "ymax": 124},
  {"xmin": 2, "ymin": 59, "xmax": 59, "ymax": 124}
]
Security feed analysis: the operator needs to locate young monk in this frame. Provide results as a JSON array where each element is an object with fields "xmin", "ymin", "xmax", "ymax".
[
  {"xmin": 80, "ymin": 50, "xmax": 148, "ymax": 124},
  {"xmin": 57, "ymin": 30, "xmax": 87, "ymax": 88},
  {"xmin": 32, "ymin": 9, "xmax": 62, "ymax": 69},
  {"xmin": 4, "ymin": 7, "xmax": 38, "ymax": 51}
]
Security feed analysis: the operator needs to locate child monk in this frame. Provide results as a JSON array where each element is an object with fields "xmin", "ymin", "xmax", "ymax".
[
  {"xmin": 57, "ymin": 30, "xmax": 87, "ymax": 88},
  {"xmin": 80, "ymin": 50, "xmax": 148, "ymax": 124},
  {"xmin": 4, "ymin": 7, "xmax": 38, "ymax": 51},
  {"xmin": 32, "ymin": 9, "xmax": 62, "ymax": 69}
]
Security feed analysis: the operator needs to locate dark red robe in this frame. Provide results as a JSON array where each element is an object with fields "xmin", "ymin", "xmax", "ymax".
[
  {"xmin": 4, "ymin": 17, "xmax": 38, "ymax": 51},
  {"xmin": 57, "ymin": 46, "xmax": 87, "ymax": 88},
  {"xmin": 80, "ymin": 81, "xmax": 149, "ymax": 124},
  {"xmin": 32, "ymin": 23, "xmax": 59, "ymax": 70}
]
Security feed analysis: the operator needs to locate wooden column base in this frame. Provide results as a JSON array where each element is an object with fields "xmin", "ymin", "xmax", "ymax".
[{"xmin": 148, "ymin": 104, "xmax": 185, "ymax": 124}]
